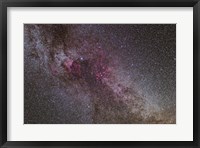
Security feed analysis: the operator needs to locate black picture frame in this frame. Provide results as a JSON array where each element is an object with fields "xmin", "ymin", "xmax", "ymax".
[{"xmin": 0, "ymin": 0, "xmax": 199, "ymax": 147}]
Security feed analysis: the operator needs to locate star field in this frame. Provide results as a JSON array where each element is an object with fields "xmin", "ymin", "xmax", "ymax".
[{"xmin": 24, "ymin": 24, "xmax": 176, "ymax": 124}]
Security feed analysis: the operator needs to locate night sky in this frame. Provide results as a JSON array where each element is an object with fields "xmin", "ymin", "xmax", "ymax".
[{"xmin": 24, "ymin": 24, "xmax": 176, "ymax": 124}]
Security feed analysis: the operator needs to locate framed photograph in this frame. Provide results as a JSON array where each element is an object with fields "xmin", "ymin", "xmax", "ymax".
[{"xmin": 0, "ymin": 0, "xmax": 199, "ymax": 147}]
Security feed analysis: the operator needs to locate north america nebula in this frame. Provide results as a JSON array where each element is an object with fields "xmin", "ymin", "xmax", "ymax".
[{"xmin": 24, "ymin": 24, "xmax": 176, "ymax": 124}]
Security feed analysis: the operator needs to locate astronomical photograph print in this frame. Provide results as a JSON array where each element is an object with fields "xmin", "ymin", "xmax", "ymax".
[{"xmin": 24, "ymin": 24, "xmax": 176, "ymax": 124}]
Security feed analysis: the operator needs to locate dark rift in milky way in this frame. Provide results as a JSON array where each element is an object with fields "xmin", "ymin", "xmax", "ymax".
[{"xmin": 24, "ymin": 24, "xmax": 176, "ymax": 124}]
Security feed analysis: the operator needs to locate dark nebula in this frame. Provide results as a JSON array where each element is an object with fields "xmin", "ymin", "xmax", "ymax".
[{"xmin": 24, "ymin": 24, "xmax": 176, "ymax": 124}]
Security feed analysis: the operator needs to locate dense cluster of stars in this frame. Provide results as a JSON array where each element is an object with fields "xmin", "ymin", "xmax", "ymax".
[{"xmin": 24, "ymin": 24, "xmax": 176, "ymax": 124}]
